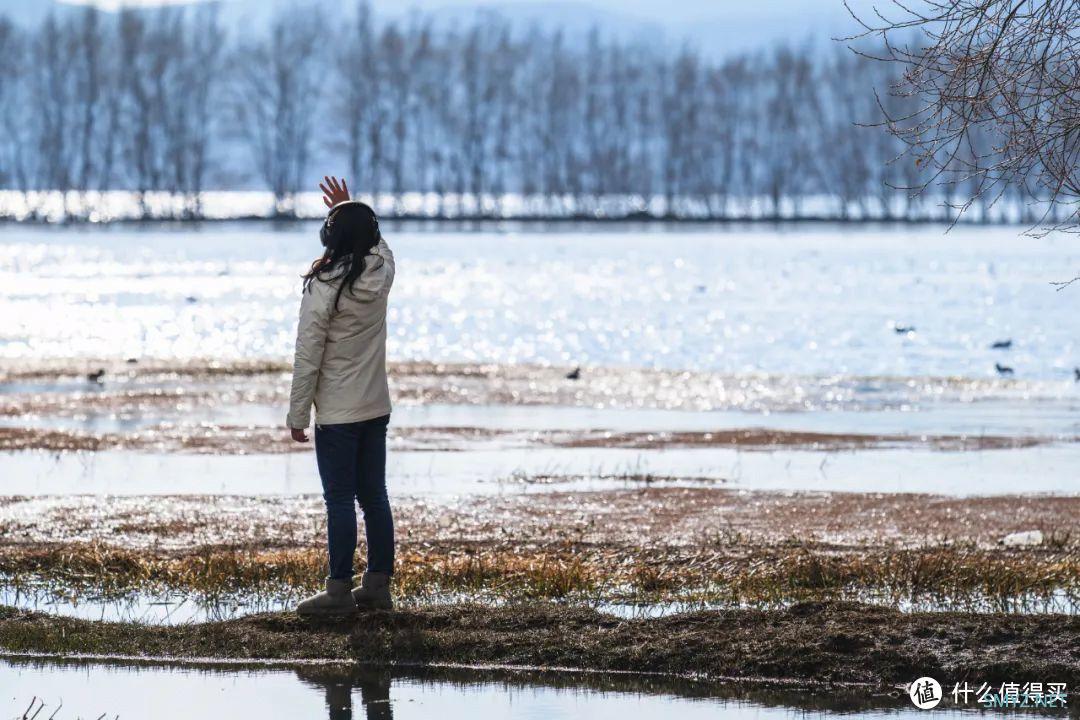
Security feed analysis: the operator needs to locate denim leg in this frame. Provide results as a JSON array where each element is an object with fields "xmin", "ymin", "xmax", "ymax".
[
  {"xmin": 355, "ymin": 415, "xmax": 394, "ymax": 575},
  {"xmin": 315, "ymin": 423, "xmax": 359, "ymax": 582}
]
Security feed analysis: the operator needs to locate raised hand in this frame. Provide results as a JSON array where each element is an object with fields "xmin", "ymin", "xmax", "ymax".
[{"xmin": 319, "ymin": 176, "xmax": 350, "ymax": 209}]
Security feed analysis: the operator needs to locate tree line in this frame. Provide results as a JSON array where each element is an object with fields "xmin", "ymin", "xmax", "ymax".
[{"xmin": 0, "ymin": 2, "xmax": 1058, "ymax": 221}]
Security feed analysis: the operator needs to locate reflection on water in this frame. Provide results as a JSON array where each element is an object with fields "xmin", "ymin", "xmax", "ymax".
[
  {"xmin": 0, "ymin": 583, "xmax": 295, "ymax": 625},
  {"xmin": 0, "ymin": 656, "xmax": 1011, "ymax": 719},
  {"xmin": 298, "ymin": 665, "xmax": 392, "ymax": 720}
]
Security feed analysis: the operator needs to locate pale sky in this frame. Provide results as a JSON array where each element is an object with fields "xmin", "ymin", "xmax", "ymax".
[{"xmin": 62, "ymin": 0, "xmax": 207, "ymax": 9}]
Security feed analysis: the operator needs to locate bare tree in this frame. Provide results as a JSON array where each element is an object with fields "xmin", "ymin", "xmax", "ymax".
[
  {"xmin": 0, "ymin": 18, "xmax": 20, "ymax": 196},
  {"xmin": 169, "ymin": 5, "xmax": 224, "ymax": 218},
  {"xmin": 117, "ymin": 8, "xmax": 185, "ymax": 218},
  {"xmin": 0, "ymin": 19, "xmax": 52, "ymax": 219},
  {"xmin": 232, "ymin": 6, "xmax": 322, "ymax": 216},
  {"xmin": 4, "ymin": 2, "xmax": 1070, "ymax": 224},
  {"xmin": 31, "ymin": 15, "xmax": 75, "ymax": 219},
  {"xmin": 847, "ymin": 1, "xmax": 1080, "ymax": 228}
]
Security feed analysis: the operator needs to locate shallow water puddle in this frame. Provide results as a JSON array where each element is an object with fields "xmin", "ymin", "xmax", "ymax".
[
  {"xmin": 4, "ymin": 588, "xmax": 1075, "ymax": 628},
  {"xmin": 0, "ymin": 585, "xmax": 293, "ymax": 625},
  {"xmin": 0, "ymin": 656, "xmax": 1010, "ymax": 719},
  {"xmin": 396, "ymin": 400, "xmax": 1080, "ymax": 439},
  {"xmin": 5, "ymin": 442, "xmax": 1080, "ymax": 495},
  {"xmin": 596, "ymin": 592, "xmax": 1080, "ymax": 618}
]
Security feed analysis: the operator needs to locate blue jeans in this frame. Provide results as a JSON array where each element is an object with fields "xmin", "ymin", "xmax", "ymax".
[{"xmin": 314, "ymin": 415, "xmax": 393, "ymax": 580}]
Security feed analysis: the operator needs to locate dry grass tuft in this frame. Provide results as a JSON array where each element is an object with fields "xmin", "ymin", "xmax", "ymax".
[{"xmin": 1, "ymin": 542, "xmax": 1077, "ymax": 612}]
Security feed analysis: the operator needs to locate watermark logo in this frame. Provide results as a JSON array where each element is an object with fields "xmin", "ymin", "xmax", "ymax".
[
  {"xmin": 907, "ymin": 679, "xmax": 1069, "ymax": 709},
  {"xmin": 910, "ymin": 677, "xmax": 942, "ymax": 709},
  {"xmin": 955, "ymin": 681, "xmax": 1068, "ymax": 708}
]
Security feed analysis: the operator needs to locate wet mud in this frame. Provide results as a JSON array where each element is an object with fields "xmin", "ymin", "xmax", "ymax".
[
  {"xmin": 3, "ymin": 488, "xmax": 1077, "ymax": 551},
  {"xmin": 0, "ymin": 423, "xmax": 1056, "ymax": 454},
  {"xmin": 1, "ymin": 601, "xmax": 1077, "ymax": 689}
]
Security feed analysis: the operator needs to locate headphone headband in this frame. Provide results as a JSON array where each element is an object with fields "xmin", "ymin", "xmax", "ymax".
[
  {"xmin": 327, "ymin": 199, "xmax": 364, "ymax": 213},
  {"xmin": 323, "ymin": 200, "xmax": 380, "ymax": 247},
  {"xmin": 325, "ymin": 200, "xmax": 360, "ymax": 228}
]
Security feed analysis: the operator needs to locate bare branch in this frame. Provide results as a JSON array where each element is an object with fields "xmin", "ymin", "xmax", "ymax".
[{"xmin": 849, "ymin": 1, "xmax": 1080, "ymax": 230}]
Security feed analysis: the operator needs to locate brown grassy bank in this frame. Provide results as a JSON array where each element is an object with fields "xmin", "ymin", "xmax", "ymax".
[
  {"xmin": 1, "ymin": 601, "xmax": 1077, "ymax": 689},
  {"xmin": 2, "ymin": 542, "xmax": 1077, "ymax": 611}
]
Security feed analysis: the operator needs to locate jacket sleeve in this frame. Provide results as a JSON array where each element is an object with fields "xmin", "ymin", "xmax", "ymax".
[
  {"xmin": 376, "ymin": 237, "xmax": 395, "ymax": 296},
  {"xmin": 286, "ymin": 283, "xmax": 331, "ymax": 429}
]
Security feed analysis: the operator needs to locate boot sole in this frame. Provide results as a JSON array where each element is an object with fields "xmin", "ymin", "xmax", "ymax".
[
  {"xmin": 296, "ymin": 606, "xmax": 359, "ymax": 618},
  {"xmin": 352, "ymin": 597, "xmax": 393, "ymax": 611}
]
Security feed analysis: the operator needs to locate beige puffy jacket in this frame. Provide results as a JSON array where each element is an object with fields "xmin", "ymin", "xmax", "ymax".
[{"xmin": 286, "ymin": 238, "xmax": 395, "ymax": 429}]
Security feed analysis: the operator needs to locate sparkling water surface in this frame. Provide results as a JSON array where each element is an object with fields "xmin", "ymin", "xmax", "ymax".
[{"xmin": 1, "ymin": 222, "xmax": 1076, "ymax": 380}]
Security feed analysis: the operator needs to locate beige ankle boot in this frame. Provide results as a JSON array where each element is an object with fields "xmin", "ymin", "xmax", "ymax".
[
  {"xmin": 352, "ymin": 571, "xmax": 393, "ymax": 610},
  {"xmin": 297, "ymin": 578, "xmax": 357, "ymax": 617}
]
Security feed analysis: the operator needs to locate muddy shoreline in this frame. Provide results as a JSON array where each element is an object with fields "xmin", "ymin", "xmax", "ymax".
[
  {"xmin": 3, "ymin": 358, "xmax": 1078, "ymax": 694},
  {"xmin": 5, "ymin": 488, "xmax": 1077, "ymax": 551},
  {"xmin": 2, "ymin": 487, "xmax": 1077, "ymax": 613},
  {"xmin": 2, "ymin": 357, "xmax": 1075, "ymax": 457},
  {"xmin": 0, "ymin": 423, "xmax": 1055, "ymax": 454},
  {"xmin": 1, "ymin": 601, "xmax": 1077, "ymax": 690}
]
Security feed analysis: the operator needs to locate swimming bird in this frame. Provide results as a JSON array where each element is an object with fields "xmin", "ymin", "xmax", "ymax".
[
  {"xmin": 1074, "ymin": 367, "xmax": 1080, "ymax": 382},
  {"xmin": 894, "ymin": 325, "xmax": 915, "ymax": 334},
  {"xmin": 990, "ymin": 339, "xmax": 1012, "ymax": 350},
  {"xmin": 565, "ymin": 367, "xmax": 581, "ymax": 380},
  {"xmin": 995, "ymin": 363, "xmax": 1014, "ymax": 376},
  {"xmin": 87, "ymin": 368, "xmax": 106, "ymax": 384}
]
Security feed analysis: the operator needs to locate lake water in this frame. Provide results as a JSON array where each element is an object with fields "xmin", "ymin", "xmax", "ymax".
[
  {"xmin": 1, "ymin": 221, "xmax": 1077, "ymax": 380},
  {"xmin": 1, "ymin": 223, "xmax": 1078, "ymax": 704},
  {"xmin": 0, "ymin": 656, "xmax": 1026, "ymax": 719},
  {"xmin": 2, "ymin": 222, "xmax": 1078, "ymax": 497}
]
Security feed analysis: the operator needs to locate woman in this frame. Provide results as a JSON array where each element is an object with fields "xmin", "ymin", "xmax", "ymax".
[{"xmin": 287, "ymin": 176, "xmax": 396, "ymax": 616}]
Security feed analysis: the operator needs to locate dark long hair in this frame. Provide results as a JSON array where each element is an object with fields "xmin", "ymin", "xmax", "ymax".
[{"xmin": 302, "ymin": 202, "xmax": 383, "ymax": 312}]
